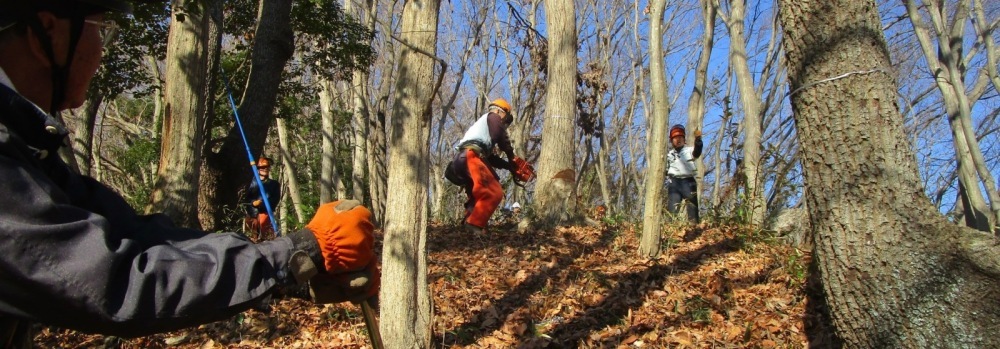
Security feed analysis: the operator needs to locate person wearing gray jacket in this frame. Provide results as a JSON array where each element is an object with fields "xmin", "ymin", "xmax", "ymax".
[{"xmin": 0, "ymin": 1, "xmax": 378, "ymax": 347}]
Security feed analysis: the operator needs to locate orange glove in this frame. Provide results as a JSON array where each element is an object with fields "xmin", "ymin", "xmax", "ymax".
[
  {"xmin": 694, "ymin": 130, "xmax": 703, "ymax": 138},
  {"xmin": 309, "ymin": 262, "xmax": 380, "ymax": 304},
  {"xmin": 512, "ymin": 157, "xmax": 536, "ymax": 182},
  {"xmin": 305, "ymin": 200, "xmax": 375, "ymax": 273},
  {"xmin": 252, "ymin": 199, "xmax": 263, "ymax": 207}
]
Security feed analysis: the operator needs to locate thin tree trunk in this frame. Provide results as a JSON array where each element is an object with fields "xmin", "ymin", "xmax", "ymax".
[
  {"xmin": 905, "ymin": 0, "xmax": 997, "ymax": 231},
  {"xmin": 319, "ymin": 79, "xmax": 338, "ymax": 204},
  {"xmin": 688, "ymin": 0, "xmax": 716, "ymax": 216},
  {"xmin": 346, "ymin": 0, "xmax": 373, "ymax": 203},
  {"xmin": 778, "ymin": 0, "xmax": 1000, "ymax": 345},
  {"xmin": 639, "ymin": 0, "xmax": 669, "ymax": 258},
  {"xmin": 66, "ymin": 95, "xmax": 102, "ymax": 176},
  {"xmin": 276, "ymin": 118, "xmax": 305, "ymax": 224},
  {"xmin": 380, "ymin": 0, "xmax": 440, "ymax": 347},
  {"xmin": 720, "ymin": 0, "xmax": 766, "ymax": 226}
]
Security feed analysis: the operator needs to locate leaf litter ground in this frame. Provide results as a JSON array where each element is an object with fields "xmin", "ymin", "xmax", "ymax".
[{"xmin": 35, "ymin": 220, "xmax": 824, "ymax": 348}]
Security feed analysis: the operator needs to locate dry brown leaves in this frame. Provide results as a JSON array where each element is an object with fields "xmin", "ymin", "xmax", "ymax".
[{"xmin": 35, "ymin": 221, "xmax": 813, "ymax": 348}]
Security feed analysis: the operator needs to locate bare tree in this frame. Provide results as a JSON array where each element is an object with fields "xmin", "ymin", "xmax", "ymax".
[
  {"xmin": 905, "ymin": 0, "xmax": 1000, "ymax": 232},
  {"xmin": 533, "ymin": 0, "xmax": 579, "ymax": 227},
  {"xmin": 688, "ymin": 0, "xmax": 716, "ymax": 214},
  {"xmin": 639, "ymin": 0, "xmax": 670, "ymax": 258},
  {"xmin": 380, "ymin": 0, "xmax": 441, "ymax": 346},
  {"xmin": 778, "ymin": 0, "xmax": 1000, "ymax": 345},
  {"xmin": 717, "ymin": 0, "xmax": 766, "ymax": 226}
]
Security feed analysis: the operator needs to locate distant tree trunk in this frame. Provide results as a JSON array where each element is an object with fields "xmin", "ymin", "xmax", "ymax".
[
  {"xmin": 905, "ymin": 0, "xmax": 999, "ymax": 232},
  {"xmin": 533, "ymin": 0, "xmax": 579, "ymax": 228},
  {"xmin": 276, "ymin": 118, "xmax": 305, "ymax": 224},
  {"xmin": 778, "ymin": 0, "xmax": 1000, "ymax": 346},
  {"xmin": 720, "ymin": 0, "xmax": 766, "ymax": 226},
  {"xmin": 150, "ymin": 0, "xmax": 219, "ymax": 228},
  {"xmin": 66, "ymin": 95, "xmax": 102, "ymax": 176},
  {"xmin": 199, "ymin": 0, "xmax": 294, "ymax": 231},
  {"xmin": 319, "ymin": 79, "xmax": 340, "ymax": 203},
  {"xmin": 347, "ymin": 0, "xmax": 374, "ymax": 203},
  {"xmin": 688, "ymin": 0, "xmax": 715, "ymax": 210},
  {"xmin": 380, "ymin": 0, "xmax": 440, "ymax": 347},
  {"xmin": 639, "ymin": 0, "xmax": 669, "ymax": 258}
]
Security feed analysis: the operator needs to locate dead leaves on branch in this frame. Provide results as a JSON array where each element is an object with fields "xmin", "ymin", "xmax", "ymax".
[{"xmin": 37, "ymin": 223, "xmax": 811, "ymax": 348}]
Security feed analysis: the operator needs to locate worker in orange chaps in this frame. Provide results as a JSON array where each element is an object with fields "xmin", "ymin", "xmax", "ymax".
[{"xmin": 445, "ymin": 98, "xmax": 531, "ymax": 234}]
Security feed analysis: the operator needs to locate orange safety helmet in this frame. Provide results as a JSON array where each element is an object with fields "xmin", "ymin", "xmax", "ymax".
[
  {"xmin": 490, "ymin": 98, "xmax": 514, "ymax": 125},
  {"xmin": 669, "ymin": 124, "xmax": 685, "ymax": 139},
  {"xmin": 257, "ymin": 157, "xmax": 271, "ymax": 169}
]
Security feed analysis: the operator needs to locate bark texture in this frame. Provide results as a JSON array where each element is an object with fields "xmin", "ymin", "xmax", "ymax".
[
  {"xmin": 150, "ymin": 0, "xmax": 219, "ymax": 228},
  {"xmin": 380, "ymin": 0, "xmax": 439, "ymax": 347},
  {"xmin": 639, "ymin": 0, "xmax": 669, "ymax": 258},
  {"xmin": 199, "ymin": 0, "xmax": 294, "ymax": 231},
  {"xmin": 534, "ymin": 0, "xmax": 579, "ymax": 228},
  {"xmin": 778, "ymin": 0, "xmax": 1000, "ymax": 346}
]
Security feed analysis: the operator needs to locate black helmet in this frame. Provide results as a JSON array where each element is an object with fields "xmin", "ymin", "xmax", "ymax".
[
  {"xmin": 0, "ymin": 0, "xmax": 135, "ymax": 27},
  {"xmin": 0, "ymin": 0, "xmax": 150, "ymax": 114}
]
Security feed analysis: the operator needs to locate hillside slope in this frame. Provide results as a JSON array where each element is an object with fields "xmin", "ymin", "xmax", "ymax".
[{"xmin": 36, "ymin": 221, "xmax": 826, "ymax": 348}]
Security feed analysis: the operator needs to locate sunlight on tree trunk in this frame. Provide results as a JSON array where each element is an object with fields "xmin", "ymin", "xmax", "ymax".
[
  {"xmin": 380, "ymin": 0, "xmax": 440, "ymax": 347},
  {"xmin": 688, "ymin": 0, "xmax": 716, "ymax": 216},
  {"xmin": 778, "ymin": 0, "xmax": 1000, "ymax": 345},
  {"xmin": 720, "ymin": 0, "xmax": 766, "ymax": 227},
  {"xmin": 276, "ymin": 118, "xmax": 305, "ymax": 224},
  {"xmin": 905, "ymin": 0, "xmax": 1000, "ymax": 232},
  {"xmin": 639, "ymin": 0, "xmax": 669, "ymax": 258},
  {"xmin": 534, "ymin": 0, "xmax": 579, "ymax": 228},
  {"xmin": 150, "ymin": 0, "xmax": 217, "ymax": 228}
]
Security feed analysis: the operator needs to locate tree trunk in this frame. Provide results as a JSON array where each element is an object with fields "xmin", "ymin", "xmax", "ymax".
[
  {"xmin": 149, "ymin": 0, "xmax": 219, "ymax": 228},
  {"xmin": 380, "ymin": 0, "xmax": 439, "ymax": 347},
  {"xmin": 534, "ymin": 0, "xmax": 579, "ymax": 228},
  {"xmin": 368, "ymin": 106, "xmax": 388, "ymax": 225},
  {"xmin": 639, "ymin": 0, "xmax": 669, "ymax": 258},
  {"xmin": 778, "ymin": 0, "xmax": 1000, "ymax": 346},
  {"xmin": 199, "ymin": 0, "xmax": 294, "ymax": 231},
  {"xmin": 319, "ymin": 78, "xmax": 340, "ymax": 203},
  {"xmin": 66, "ymin": 95, "xmax": 102, "ymax": 176},
  {"xmin": 347, "ymin": 0, "xmax": 374, "ymax": 203},
  {"xmin": 688, "ymin": 0, "xmax": 715, "ymax": 213},
  {"xmin": 721, "ymin": 0, "xmax": 766, "ymax": 226},
  {"xmin": 276, "ymin": 118, "xmax": 305, "ymax": 224}
]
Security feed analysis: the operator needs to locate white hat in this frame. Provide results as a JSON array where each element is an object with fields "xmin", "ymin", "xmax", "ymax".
[{"xmin": 511, "ymin": 202, "xmax": 521, "ymax": 209}]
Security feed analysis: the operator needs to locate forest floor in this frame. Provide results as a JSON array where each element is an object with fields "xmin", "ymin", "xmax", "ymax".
[{"xmin": 35, "ymin": 218, "xmax": 834, "ymax": 348}]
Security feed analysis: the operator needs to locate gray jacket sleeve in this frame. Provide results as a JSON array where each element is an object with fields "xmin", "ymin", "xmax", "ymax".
[{"xmin": 0, "ymin": 152, "xmax": 317, "ymax": 337}]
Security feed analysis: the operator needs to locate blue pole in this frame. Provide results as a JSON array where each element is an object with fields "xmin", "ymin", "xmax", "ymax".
[{"xmin": 220, "ymin": 68, "xmax": 281, "ymax": 236}]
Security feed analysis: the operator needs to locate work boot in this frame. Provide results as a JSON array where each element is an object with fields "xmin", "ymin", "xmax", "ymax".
[{"xmin": 464, "ymin": 222, "xmax": 486, "ymax": 235}]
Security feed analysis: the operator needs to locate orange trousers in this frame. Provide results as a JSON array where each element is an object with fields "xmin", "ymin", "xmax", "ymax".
[
  {"xmin": 463, "ymin": 149, "xmax": 503, "ymax": 228},
  {"xmin": 244, "ymin": 213, "xmax": 275, "ymax": 241}
]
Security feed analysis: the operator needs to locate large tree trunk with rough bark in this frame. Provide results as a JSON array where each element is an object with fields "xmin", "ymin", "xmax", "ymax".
[
  {"xmin": 199, "ymin": 0, "xmax": 294, "ymax": 231},
  {"xmin": 533, "ymin": 0, "xmax": 579, "ymax": 228},
  {"xmin": 639, "ymin": 0, "xmax": 669, "ymax": 258},
  {"xmin": 380, "ymin": 0, "xmax": 439, "ymax": 347},
  {"xmin": 149, "ymin": 0, "xmax": 220, "ymax": 228},
  {"xmin": 778, "ymin": 0, "xmax": 1000, "ymax": 346}
]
